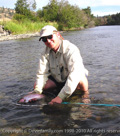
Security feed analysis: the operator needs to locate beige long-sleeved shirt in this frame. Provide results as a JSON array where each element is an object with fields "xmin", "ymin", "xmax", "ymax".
[{"xmin": 34, "ymin": 39, "xmax": 88, "ymax": 100}]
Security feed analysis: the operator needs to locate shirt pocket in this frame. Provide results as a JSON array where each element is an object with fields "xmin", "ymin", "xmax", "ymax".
[{"xmin": 60, "ymin": 65, "xmax": 68, "ymax": 81}]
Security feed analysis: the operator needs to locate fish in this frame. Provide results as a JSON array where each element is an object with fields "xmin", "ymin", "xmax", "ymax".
[{"xmin": 18, "ymin": 93, "xmax": 45, "ymax": 104}]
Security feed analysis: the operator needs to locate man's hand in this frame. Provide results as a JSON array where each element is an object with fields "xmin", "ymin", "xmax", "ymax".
[{"xmin": 49, "ymin": 96, "xmax": 62, "ymax": 105}]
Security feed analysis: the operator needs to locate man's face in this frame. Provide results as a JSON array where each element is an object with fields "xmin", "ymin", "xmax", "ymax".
[{"xmin": 44, "ymin": 32, "xmax": 60, "ymax": 52}]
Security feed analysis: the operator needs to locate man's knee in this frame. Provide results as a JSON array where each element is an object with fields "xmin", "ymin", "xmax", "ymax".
[
  {"xmin": 76, "ymin": 76, "xmax": 88, "ymax": 91},
  {"xmin": 43, "ymin": 79, "xmax": 57, "ymax": 90}
]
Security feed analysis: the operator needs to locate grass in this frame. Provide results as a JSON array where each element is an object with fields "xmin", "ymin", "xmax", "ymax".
[
  {"xmin": 0, "ymin": 19, "xmax": 59, "ymax": 35},
  {"xmin": 0, "ymin": 19, "xmax": 84, "ymax": 35}
]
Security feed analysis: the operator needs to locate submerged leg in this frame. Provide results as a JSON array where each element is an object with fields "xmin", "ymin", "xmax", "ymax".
[{"xmin": 76, "ymin": 76, "xmax": 90, "ymax": 103}]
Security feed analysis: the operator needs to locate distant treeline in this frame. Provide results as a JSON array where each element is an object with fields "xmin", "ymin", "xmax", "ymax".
[
  {"xmin": 96, "ymin": 13, "xmax": 120, "ymax": 26},
  {"xmin": 106, "ymin": 13, "xmax": 120, "ymax": 25}
]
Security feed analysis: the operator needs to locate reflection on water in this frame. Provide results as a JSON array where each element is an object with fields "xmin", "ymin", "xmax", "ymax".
[{"xmin": 0, "ymin": 26, "xmax": 120, "ymax": 136}]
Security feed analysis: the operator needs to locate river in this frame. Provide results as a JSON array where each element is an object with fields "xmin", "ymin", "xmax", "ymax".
[{"xmin": 0, "ymin": 26, "xmax": 120, "ymax": 136}]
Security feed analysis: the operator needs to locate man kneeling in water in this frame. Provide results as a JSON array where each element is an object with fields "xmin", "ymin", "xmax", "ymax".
[{"xmin": 24, "ymin": 25, "xmax": 90, "ymax": 104}]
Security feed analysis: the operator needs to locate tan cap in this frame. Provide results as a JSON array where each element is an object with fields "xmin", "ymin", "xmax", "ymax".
[{"xmin": 39, "ymin": 25, "xmax": 57, "ymax": 41}]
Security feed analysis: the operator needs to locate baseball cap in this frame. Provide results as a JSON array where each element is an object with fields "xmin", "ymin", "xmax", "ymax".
[{"xmin": 39, "ymin": 25, "xmax": 57, "ymax": 41}]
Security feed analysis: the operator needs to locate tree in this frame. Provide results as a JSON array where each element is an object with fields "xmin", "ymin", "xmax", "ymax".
[
  {"xmin": 15, "ymin": 0, "xmax": 37, "ymax": 21},
  {"xmin": 83, "ymin": 7, "xmax": 91, "ymax": 17},
  {"xmin": 32, "ymin": 0, "xmax": 37, "ymax": 10},
  {"xmin": 27, "ymin": 0, "xmax": 36, "ymax": 11},
  {"xmin": 15, "ymin": 0, "xmax": 30, "ymax": 16},
  {"xmin": 2, "ymin": 7, "xmax": 5, "ymax": 13},
  {"xmin": 57, "ymin": 0, "xmax": 88, "ymax": 28},
  {"xmin": 37, "ymin": 0, "xmax": 93, "ymax": 29},
  {"xmin": 42, "ymin": 0, "xmax": 59, "ymax": 21},
  {"xmin": 15, "ymin": 0, "xmax": 36, "ymax": 15}
]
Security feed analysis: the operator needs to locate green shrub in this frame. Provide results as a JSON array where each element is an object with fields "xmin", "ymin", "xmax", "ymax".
[
  {"xmin": 1, "ymin": 20, "xmax": 58, "ymax": 34},
  {"xmin": 13, "ymin": 13, "xmax": 26, "ymax": 21}
]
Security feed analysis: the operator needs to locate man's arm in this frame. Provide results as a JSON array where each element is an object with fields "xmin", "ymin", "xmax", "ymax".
[
  {"xmin": 34, "ymin": 53, "xmax": 50, "ymax": 94},
  {"xmin": 58, "ymin": 48, "xmax": 88, "ymax": 100}
]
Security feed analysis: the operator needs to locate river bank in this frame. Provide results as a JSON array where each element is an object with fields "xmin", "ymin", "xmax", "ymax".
[
  {"xmin": 0, "ymin": 28, "xmax": 83, "ymax": 42},
  {"xmin": 0, "ymin": 32, "xmax": 40, "ymax": 42},
  {"xmin": 0, "ymin": 31, "xmax": 64, "ymax": 42},
  {"xmin": 0, "ymin": 22, "xmax": 84, "ymax": 42},
  {"xmin": 0, "ymin": 20, "xmax": 59, "ymax": 42}
]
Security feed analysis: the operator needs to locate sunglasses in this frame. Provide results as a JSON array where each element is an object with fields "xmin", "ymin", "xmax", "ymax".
[{"xmin": 41, "ymin": 35, "xmax": 53, "ymax": 42}]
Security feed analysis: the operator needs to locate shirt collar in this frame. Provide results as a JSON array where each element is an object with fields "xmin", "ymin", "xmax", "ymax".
[{"xmin": 56, "ymin": 39, "xmax": 63, "ymax": 54}]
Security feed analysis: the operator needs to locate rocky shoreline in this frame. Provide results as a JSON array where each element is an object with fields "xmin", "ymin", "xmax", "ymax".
[
  {"xmin": 0, "ymin": 25, "xmax": 40, "ymax": 42},
  {"xmin": 0, "ymin": 32, "xmax": 40, "ymax": 42},
  {"xmin": 0, "ymin": 31, "xmax": 64, "ymax": 42}
]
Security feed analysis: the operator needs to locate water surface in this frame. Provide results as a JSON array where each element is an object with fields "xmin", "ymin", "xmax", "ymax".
[{"xmin": 0, "ymin": 26, "xmax": 120, "ymax": 136}]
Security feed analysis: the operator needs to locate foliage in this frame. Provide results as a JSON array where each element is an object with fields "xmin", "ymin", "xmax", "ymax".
[
  {"xmin": 2, "ymin": 19, "xmax": 58, "ymax": 34},
  {"xmin": 15, "ymin": 0, "xmax": 37, "ymax": 21},
  {"xmin": 27, "ymin": 0, "xmax": 37, "ymax": 11},
  {"xmin": 12, "ymin": 0, "xmax": 96, "ymax": 30},
  {"xmin": 36, "ymin": 0, "xmax": 94, "ymax": 29},
  {"xmin": 83, "ymin": 7, "xmax": 93, "ymax": 18},
  {"xmin": 106, "ymin": 13, "xmax": 120, "ymax": 25},
  {"xmin": 13, "ymin": 13, "xmax": 26, "ymax": 21},
  {"xmin": 94, "ymin": 13, "xmax": 120, "ymax": 26},
  {"xmin": 42, "ymin": 0, "xmax": 59, "ymax": 22},
  {"xmin": 5, "ymin": 0, "xmax": 120, "ymax": 34},
  {"xmin": 95, "ymin": 17, "xmax": 107, "ymax": 26},
  {"xmin": 36, "ymin": 9, "xmax": 43, "ymax": 20},
  {"xmin": 15, "ymin": 0, "xmax": 30, "ymax": 15},
  {"xmin": 57, "ymin": 1, "xmax": 80, "ymax": 28}
]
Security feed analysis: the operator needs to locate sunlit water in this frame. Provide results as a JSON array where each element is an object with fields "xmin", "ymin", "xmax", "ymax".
[{"xmin": 0, "ymin": 26, "xmax": 120, "ymax": 136}]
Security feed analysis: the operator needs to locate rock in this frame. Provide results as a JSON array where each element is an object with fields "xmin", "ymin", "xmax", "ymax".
[
  {"xmin": 0, "ymin": 25, "xmax": 4, "ymax": 33},
  {"xmin": 0, "ymin": 25, "xmax": 12, "ymax": 37}
]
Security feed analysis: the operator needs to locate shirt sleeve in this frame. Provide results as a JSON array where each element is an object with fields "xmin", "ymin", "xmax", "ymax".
[
  {"xmin": 58, "ymin": 47, "xmax": 87, "ymax": 100},
  {"xmin": 34, "ymin": 52, "xmax": 50, "ymax": 94}
]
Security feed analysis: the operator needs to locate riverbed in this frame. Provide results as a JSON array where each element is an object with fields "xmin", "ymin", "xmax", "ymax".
[{"xmin": 0, "ymin": 26, "xmax": 120, "ymax": 136}]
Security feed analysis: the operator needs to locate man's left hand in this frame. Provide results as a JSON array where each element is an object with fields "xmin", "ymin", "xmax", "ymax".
[{"xmin": 49, "ymin": 96, "xmax": 62, "ymax": 105}]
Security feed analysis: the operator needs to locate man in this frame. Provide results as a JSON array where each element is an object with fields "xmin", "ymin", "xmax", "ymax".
[{"xmin": 30, "ymin": 25, "xmax": 89, "ymax": 105}]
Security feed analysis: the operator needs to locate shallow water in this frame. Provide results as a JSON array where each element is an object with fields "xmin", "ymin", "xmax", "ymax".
[{"xmin": 0, "ymin": 26, "xmax": 120, "ymax": 136}]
